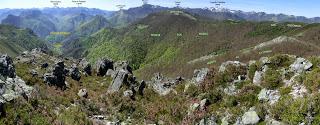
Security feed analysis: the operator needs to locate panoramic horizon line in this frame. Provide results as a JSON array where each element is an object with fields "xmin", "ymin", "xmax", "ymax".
[{"xmin": 1, "ymin": 4, "xmax": 319, "ymax": 19}]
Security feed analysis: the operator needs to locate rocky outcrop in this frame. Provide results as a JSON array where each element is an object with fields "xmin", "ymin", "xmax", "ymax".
[
  {"xmin": 0, "ymin": 77, "xmax": 33, "ymax": 103},
  {"xmin": 290, "ymin": 58, "xmax": 313, "ymax": 73},
  {"xmin": 219, "ymin": 61, "xmax": 247, "ymax": 73},
  {"xmin": 138, "ymin": 80, "xmax": 146, "ymax": 96},
  {"xmin": 290, "ymin": 84, "xmax": 307, "ymax": 99},
  {"xmin": 0, "ymin": 55, "xmax": 33, "ymax": 104},
  {"xmin": 79, "ymin": 58, "xmax": 92, "ymax": 76},
  {"xmin": 253, "ymin": 71, "xmax": 263, "ymax": 85},
  {"xmin": 96, "ymin": 58, "xmax": 114, "ymax": 76},
  {"xmin": 70, "ymin": 64, "xmax": 81, "ymax": 81},
  {"xmin": 149, "ymin": 73, "xmax": 183, "ymax": 96},
  {"xmin": 258, "ymin": 88, "xmax": 280, "ymax": 105},
  {"xmin": 43, "ymin": 61, "xmax": 67, "ymax": 89},
  {"xmin": 192, "ymin": 68, "xmax": 209, "ymax": 85},
  {"xmin": 108, "ymin": 61, "xmax": 137, "ymax": 93},
  {"xmin": 0, "ymin": 55, "xmax": 15, "ymax": 78},
  {"xmin": 108, "ymin": 70, "xmax": 128, "ymax": 93}
]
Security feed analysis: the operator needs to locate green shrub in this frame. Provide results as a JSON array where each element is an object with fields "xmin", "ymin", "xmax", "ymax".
[
  {"xmin": 270, "ymin": 95, "xmax": 308, "ymax": 124},
  {"xmin": 268, "ymin": 54, "xmax": 293, "ymax": 69},
  {"xmin": 248, "ymin": 63, "xmax": 258, "ymax": 80},
  {"xmin": 262, "ymin": 69, "xmax": 283, "ymax": 89},
  {"xmin": 304, "ymin": 68, "xmax": 320, "ymax": 92},
  {"xmin": 280, "ymin": 87, "xmax": 292, "ymax": 96},
  {"xmin": 237, "ymin": 85, "xmax": 261, "ymax": 107}
]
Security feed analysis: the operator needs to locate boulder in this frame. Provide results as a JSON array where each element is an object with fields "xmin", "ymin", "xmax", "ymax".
[
  {"xmin": 0, "ymin": 54, "xmax": 15, "ymax": 78},
  {"xmin": 123, "ymin": 90, "xmax": 134, "ymax": 97},
  {"xmin": 70, "ymin": 64, "xmax": 81, "ymax": 81},
  {"xmin": 290, "ymin": 84, "xmax": 307, "ymax": 99},
  {"xmin": 138, "ymin": 80, "xmax": 146, "ymax": 96},
  {"xmin": 114, "ymin": 61, "xmax": 132, "ymax": 74},
  {"xmin": 53, "ymin": 61, "xmax": 66, "ymax": 88},
  {"xmin": 192, "ymin": 68, "xmax": 209, "ymax": 85},
  {"xmin": 79, "ymin": 59, "xmax": 92, "ymax": 76},
  {"xmin": 253, "ymin": 71, "xmax": 263, "ymax": 85},
  {"xmin": 290, "ymin": 58, "xmax": 313, "ymax": 73},
  {"xmin": 149, "ymin": 73, "xmax": 182, "ymax": 95},
  {"xmin": 106, "ymin": 69, "xmax": 115, "ymax": 77},
  {"xmin": 108, "ymin": 70, "xmax": 128, "ymax": 93},
  {"xmin": 258, "ymin": 88, "xmax": 280, "ymax": 105},
  {"xmin": 96, "ymin": 58, "xmax": 114, "ymax": 76},
  {"xmin": 0, "ymin": 77, "xmax": 33, "ymax": 103},
  {"xmin": 78, "ymin": 89, "xmax": 88, "ymax": 98},
  {"xmin": 260, "ymin": 57, "xmax": 271, "ymax": 65},
  {"xmin": 200, "ymin": 99, "xmax": 208, "ymax": 110},
  {"xmin": 241, "ymin": 109, "xmax": 260, "ymax": 125},
  {"xmin": 43, "ymin": 61, "xmax": 66, "ymax": 89}
]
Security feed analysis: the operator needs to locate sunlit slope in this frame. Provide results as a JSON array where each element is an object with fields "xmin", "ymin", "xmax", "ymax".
[
  {"xmin": 85, "ymin": 11, "xmax": 320, "ymax": 79},
  {"xmin": 0, "ymin": 24, "xmax": 47, "ymax": 56}
]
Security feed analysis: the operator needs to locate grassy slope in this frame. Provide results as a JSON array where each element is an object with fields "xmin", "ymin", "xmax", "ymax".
[
  {"xmin": 85, "ymin": 11, "xmax": 320, "ymax": 79},
  {"xmin": 0, "ymin": 24, "xmax": 47, "ymax": 56}
]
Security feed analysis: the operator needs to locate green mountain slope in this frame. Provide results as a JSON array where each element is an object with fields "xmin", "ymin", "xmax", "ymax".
[
  {"xmin": 61, "ymin": 15, "xmax": 111, "ymax": 58},
  {"xmin": 84, "ymin": 11, "xmax": 319, "ymax": 79},
  {"xmin": 0, "ymin": 24, "xmax": 47, "ymax": 56},
  {"xmin": 1, "ymin": 10, "xmax": 57, "ymax": 38}
]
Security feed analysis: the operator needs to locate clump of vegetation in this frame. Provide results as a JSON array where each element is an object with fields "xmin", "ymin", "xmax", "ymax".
[
  {"xmin": 304, "ymin": 68, "xmax": 320, "ymax": 93},
  {"xmin": 268, "ymin": 54, "xmax": 294, "ymax": 69},
  {"xmin": 262, "ymin": 69, "xmax": 283, "ymax": 89},
  {"xmin": 270, "ymin": 95, "xmax": 308, "ymax": 124}
]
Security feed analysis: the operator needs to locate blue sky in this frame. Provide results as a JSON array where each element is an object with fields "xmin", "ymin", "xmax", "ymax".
[{"xmin": 0, "ymin": 0, "xmax": 318, "ymax": 17}]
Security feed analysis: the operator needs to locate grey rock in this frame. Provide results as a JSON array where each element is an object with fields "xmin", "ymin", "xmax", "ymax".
[
  {"xmin": 0, "ymin": 77, "xmax": 33, "ymax": 103},
  {"xmin": 219, "ymin": 61, "xmax": 247, "ymax": 73},
  {"xmin": 260, "ymin": 57, "xmax": 271, "ymax": 65},
  {"xmin": 78, "ymin": 89, "xmax": 88, "ymax": 98},
  {"xmin": 108, "ymin": 70, "xmax": 128, "ymax": 93},
  {"xmin": 123, "ymin": 90, "xmax": 134, "ymax": 97},
  {"xmin": 200, "ymin": 99, "xmax": 208, "ymax": 110},
  {"xmin": 0, "ymin": 54, "xmax": 15, "ymax": 78},
  {"xmin": 70, "ymin": 64, "xmax": 81, "ymax": 81},
  {"xmin": 266, "ymin": 119, "xmax": 285, "ymax": 125},
  {"xmin": 96, "ymin": 58, "xmax": 114, "ymax": 76},
  {"xmin": 253, "ymin": 71, "xmax": 263, "ymax": 85},
  {"xmin": 138, "ymin": 80, "xmax": 146, "ymax": 96},
  {"xmin": 290, "ymin": 58, "xmax": 313, "ymax": 73},
  {"xmin": 290, "ymin": 84, "xmax": 307, "ymax": 99},
  {"xmin": 224, "ymin": 84, "xmax": 237, "ymax": 95},
  {"xmin": 198, "ymin": 116, "xmax": 217, "ymax": 125},
  {"xmin": 192, "ymin": 68, "xmax": 209, "ymax": 85},
  {"xmin": 258, "ymin": 88, "xmax": 280, "ymax": 105},
  {"xmin": 149, "ymin": 73, "xmax": 181, "ymax": 96},
  {"xmin": 106, "ymin": 69, "xmax": 115, "ymax": 77},
  {"xmin": 43, "ymin": 61, "xmax": 66, "ymax": 89},
  {"xmin": 114, "ymin": 61, "xmax": 132, "ymax": 74},
  {"xmin": 79, "ymin": 58, "xmax": 92, "ymax": 76},
  {"xmin": 241, "ymin": 110, "xmax": 260, "ymax": 125}
]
